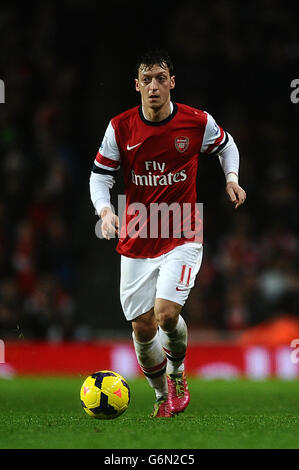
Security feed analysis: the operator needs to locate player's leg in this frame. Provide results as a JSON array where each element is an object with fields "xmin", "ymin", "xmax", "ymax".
[
  {"xmin": 154, "ymin": 298, "xmax": 190, "ymax": 415},
  {"xmin": 155, "ymin": 242, "xmax": 203, "ymax": 414},
  {"xmin": 131, "ymin": 309, "xmax": 172, "ymax": 417},
  {"xmin": 120, "ymin": 254, "xmax": 172, "ymax": 417},
  {"xmin": 155, "ymin": 298, "xmax": 187, "ymax": 376},
  {"xmin": 156, "ymin": 242, "xmax": 203, "ymax": 374},
  {"xmin": 131, "ymin": 308, "xmax": 167, "ymax": 400}
]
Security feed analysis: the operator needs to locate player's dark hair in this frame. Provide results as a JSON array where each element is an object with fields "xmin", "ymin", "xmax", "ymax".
[{"xmin": 135, "ymin": 50, "xmax": 174, "ymax": 78}]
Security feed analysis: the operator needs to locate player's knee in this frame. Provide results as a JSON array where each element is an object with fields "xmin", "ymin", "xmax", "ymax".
[
  {"xmin": 131, "ymin": 310, "xmax": 157, "ymax": 343},
  {"xmin": 155, "ymin": 299, "xmax": 181, "ymax": 332},
  {"xmin": 132, "ymin": 322, "xmax": 157, "ymax": 343},
  {"xmin": 156, "ymin": 308, "xmax": 180, "ymax": 332}
]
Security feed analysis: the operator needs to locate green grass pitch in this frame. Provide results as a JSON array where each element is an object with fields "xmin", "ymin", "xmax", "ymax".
[{"xmin": 0, "ymin": 376, "xmax": 299, "ymax": 449}]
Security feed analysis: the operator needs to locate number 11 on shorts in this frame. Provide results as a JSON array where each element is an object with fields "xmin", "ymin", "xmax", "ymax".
[{"xmin": 179, "ymin": 265, "xmax": 192, "ymax": 287}]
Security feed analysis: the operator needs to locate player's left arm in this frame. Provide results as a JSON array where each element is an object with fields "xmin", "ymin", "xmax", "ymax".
[
  {"xmin": 218, "ymin": 136, "xmax": 246, "ymax": 209},
  {"xmin": 225, "ymin": 176, "xmax": 246, "ymax": 209},
  {"xmin": 201, "ymin": 112, "xmax": 246, "ymax": 209}
]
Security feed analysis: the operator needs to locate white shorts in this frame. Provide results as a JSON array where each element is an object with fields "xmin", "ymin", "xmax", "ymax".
[{"xmin": 120, "ymin": 242, "xmax": 203, "ymax": 321}]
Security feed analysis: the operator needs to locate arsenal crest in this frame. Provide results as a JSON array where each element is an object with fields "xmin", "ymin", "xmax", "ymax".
[{"xmin": 175, "ymin": 136, "xmax": 189, "ymax": 153}]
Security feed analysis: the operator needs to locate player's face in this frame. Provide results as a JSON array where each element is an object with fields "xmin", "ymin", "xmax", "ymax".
[{"xmin": 135, "ymin": 63, "xmax": 175, "ymax": 112}]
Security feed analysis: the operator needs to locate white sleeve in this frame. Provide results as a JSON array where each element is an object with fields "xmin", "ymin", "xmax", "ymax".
[
  {"xmin": 89, "ymin": 172, "xmax": 115, "ymax": 217},
  {"xmin": 201, "ymin": 112, "xmax": 239, "ymax": 183},
  {"xmin": 201, "ymin": 112, "xmax": 228, "ymax": 154},
  {"xmin": 90, "ymin": 120, "xmax": 120, "ymax": 216},
  {"xmin": 218, "ymin": 133, "xmax": 239, "ymax": 182},
  {"xmin": 93, "ymin": 121, "xmax": 121, "ymax": 173}
]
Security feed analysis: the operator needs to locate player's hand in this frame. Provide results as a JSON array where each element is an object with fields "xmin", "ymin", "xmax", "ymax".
[
  {"xmin": 100, "ymin": 207, "xmax": 119, "ymax": 240},
  {"xmin": 226, "ymin": 182, "xmax": 246, "ymax": 209}
]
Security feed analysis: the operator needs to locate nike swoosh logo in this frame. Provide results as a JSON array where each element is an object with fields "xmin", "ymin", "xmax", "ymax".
[
  {"xmin": 176, "ymin": 287, "xmax": 186, "ymax": 291},
  {"xmin": 127, "ymin": 142, "xmax": 142, "ymax": 151}
]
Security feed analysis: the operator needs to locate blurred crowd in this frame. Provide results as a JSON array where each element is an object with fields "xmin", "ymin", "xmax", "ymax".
[
  {"xmin": 171, "ymin": 0, "xmax": 299, "ymax": 333},
  {"xmin": 0, "ymin": 1, "xmax": 298, "ymax": 340},
  {"xmin": 0, "ymin": 2, "xmax": 86, "ymax": 339}
]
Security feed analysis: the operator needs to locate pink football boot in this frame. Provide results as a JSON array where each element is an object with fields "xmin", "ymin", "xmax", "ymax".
[
  {"xmin": 167, "ymin": 372, "xmax": 190, "ymax": 415},
  {"xmin": 151, "ymin": 396, "xmax": 173, "ymax": 418}
]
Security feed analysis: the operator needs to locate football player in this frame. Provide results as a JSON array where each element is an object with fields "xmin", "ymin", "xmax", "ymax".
[{"xmin": 90, "ymin": 50, "xmax": 246, "ymax": 417}]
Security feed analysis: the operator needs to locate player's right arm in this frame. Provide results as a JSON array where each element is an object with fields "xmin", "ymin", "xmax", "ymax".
[
  {"xmin": 89, "ymin": 121, "xmax": 120, "ymax": 239},
  {"xmin": 99, "ymin": 206, "xmax": 119, "ymax": 240}
]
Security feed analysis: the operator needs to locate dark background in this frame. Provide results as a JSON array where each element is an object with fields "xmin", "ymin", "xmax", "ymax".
[{"xmin": 0, "ymin": 0, "xmax": 298, "ymax": 340}]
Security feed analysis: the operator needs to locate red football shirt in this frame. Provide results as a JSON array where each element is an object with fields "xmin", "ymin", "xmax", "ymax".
[{"xmin": 92, "ymin": 102, "xmax": 228, "ymax": 258}]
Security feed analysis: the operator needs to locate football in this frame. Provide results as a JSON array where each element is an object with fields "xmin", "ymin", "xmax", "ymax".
[{"xmin": 80, "ymin": 370, "xmax": 130, "ymax": 419}]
